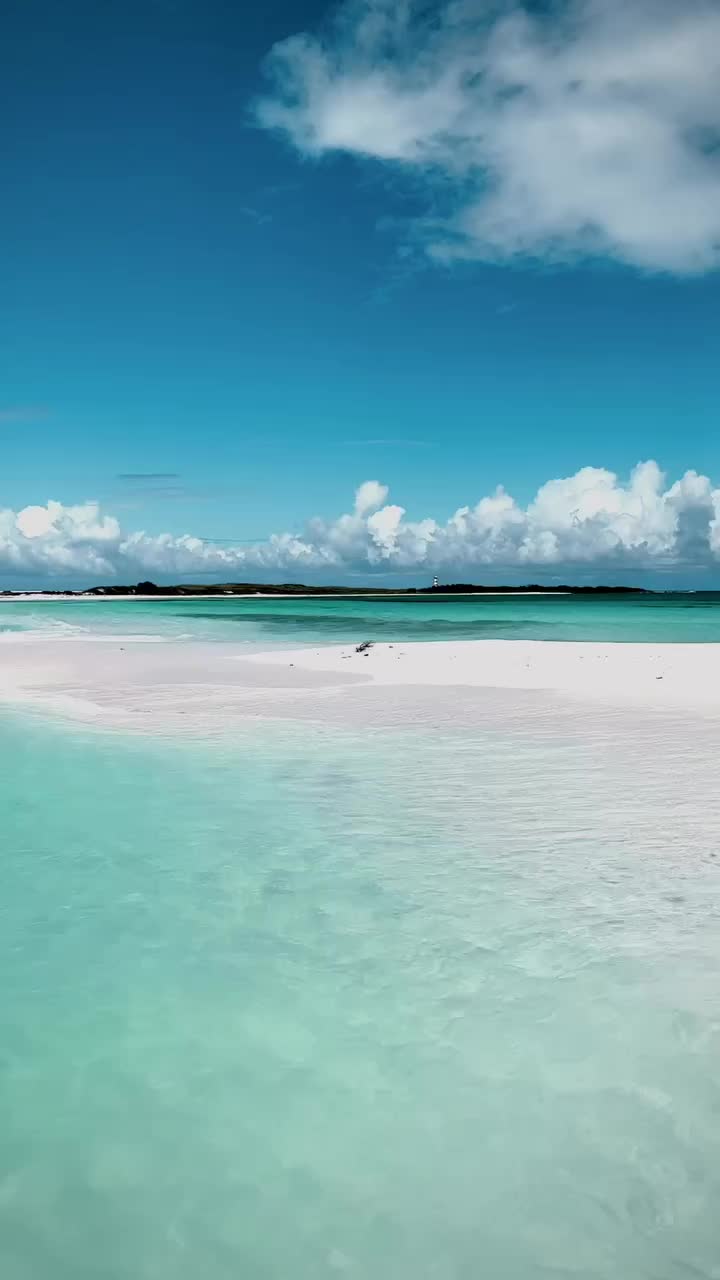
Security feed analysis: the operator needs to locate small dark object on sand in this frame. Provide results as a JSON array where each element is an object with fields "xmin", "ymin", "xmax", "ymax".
[{"xmin": 356, "ymin": 641, "xmax": 373, "ymax": 653}]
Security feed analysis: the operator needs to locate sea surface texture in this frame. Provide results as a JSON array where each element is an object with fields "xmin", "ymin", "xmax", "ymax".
[
  {"xmin": 3, "ymin": 589, "xmax": 720, "ymax": 645},
  {"xmin": 2, "ymin": 669, "xmax": 720, "ymax": 1278}
]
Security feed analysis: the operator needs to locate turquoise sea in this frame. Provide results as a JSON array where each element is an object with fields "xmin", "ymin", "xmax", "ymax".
[
  {"xmin": 2, "ymin": 595, "xmax": 720, "ymax": 1277},
  {"xmin": 2, "ymin": 589, "xmax": 720, "ymax": 644}
]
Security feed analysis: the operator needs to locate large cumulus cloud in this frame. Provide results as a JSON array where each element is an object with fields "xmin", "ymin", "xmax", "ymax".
[{"xmin": 1, "ymin": 461, "xmax": 720, "ymax": 584}]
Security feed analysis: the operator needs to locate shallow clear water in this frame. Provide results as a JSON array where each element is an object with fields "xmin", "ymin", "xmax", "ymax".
[
  {"xmin": 2, "ymin": 708, "xmax": 720, "ymax": 1278},
  {"xmin": 3, "ymin": 591, "xmax": 720, "ymax": 645}
]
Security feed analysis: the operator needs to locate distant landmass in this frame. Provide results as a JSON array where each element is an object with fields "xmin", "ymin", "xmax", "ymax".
[{"xmin": 1, "ymin": 580, "xmax": 651, "ymax": 597}]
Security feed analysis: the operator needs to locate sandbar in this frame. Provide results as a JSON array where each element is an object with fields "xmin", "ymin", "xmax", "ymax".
[{"xmin": 0, "ymin": 634, "xmax": 718, "ymax": 736}]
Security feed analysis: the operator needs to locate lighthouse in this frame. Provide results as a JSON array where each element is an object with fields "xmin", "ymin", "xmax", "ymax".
[{"xmin": 432, "ymin": 575, "xmax": 439, "ymax": 589}]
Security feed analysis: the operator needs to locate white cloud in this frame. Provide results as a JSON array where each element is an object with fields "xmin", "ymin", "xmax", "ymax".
[
  {"xmin": 354, "ymin": 479, "xmax": 389, "ymax": 514},
  {"xmin": 256, "ymin": 0, "xmax": 720, "ymax": 273},
  {"xmin": 1, "ymin": 461, "xmax": 720, "ymax": 583}
]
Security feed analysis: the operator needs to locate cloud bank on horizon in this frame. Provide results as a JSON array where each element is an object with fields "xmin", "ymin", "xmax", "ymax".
[
  {"xmin": 2, "ymin": 463, "xmax": 719, "ymax": 583},
  {"xmin": 256, "ymin": 0, "xmax": 720, "ymax": 274}
]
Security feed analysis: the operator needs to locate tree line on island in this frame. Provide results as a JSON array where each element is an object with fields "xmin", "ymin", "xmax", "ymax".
[{"xmin": 1, "ymin": 580, "xmax": 651, "ymax": 597}]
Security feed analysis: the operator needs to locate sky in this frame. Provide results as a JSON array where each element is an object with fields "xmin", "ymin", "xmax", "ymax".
[{"xmin": 2, "ymin": 0, "xmax": 720, "ymax": 587}]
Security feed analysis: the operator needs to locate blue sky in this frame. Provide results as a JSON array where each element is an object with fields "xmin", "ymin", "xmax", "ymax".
[{"xmin": 2, "ymin": 0, "xmax": 720, "ymax": 585}]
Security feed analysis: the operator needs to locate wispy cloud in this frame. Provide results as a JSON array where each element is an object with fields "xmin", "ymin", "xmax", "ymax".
[
  {"xmin": 256, "ymin": 0, "xmax": 720, "ymax": 275},
  {"xmin": 0, "ymin": 405, "xmax": 50, "ymax": 424},
  {"xmin": 340, "ymin": 438, "xmax": 433, "ymax": 448},
  {"xmin": 193, "ymin": 536, "xmax": 268, "ymax": 545},
  {"xmin": 113, "ymin": 477, "xmax": 250, "ymax": 508},
  {"xmin": 121, "ymin": 487, "xmax": 242, "ymax": 504},
  {"xmin": 117, "ymin": 472, "xmax": 180, "ymax": 482},
  {"xmin": 239, "ymin": 205, "xmax": 272, "ymax": 226}
]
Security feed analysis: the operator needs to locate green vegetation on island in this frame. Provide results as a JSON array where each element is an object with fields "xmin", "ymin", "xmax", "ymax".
[{"xmin": 1, "ymin": 580, "xmax": 651, "ymax": 598}]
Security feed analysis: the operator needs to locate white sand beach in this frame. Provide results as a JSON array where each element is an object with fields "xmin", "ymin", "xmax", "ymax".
[
  {"xmin": 244, "ymin": 638, "xmax": 720, "ymax": 705},
  {"xmin": 1, "ymin": 634, "xmax": 719, "ymax": 732}
]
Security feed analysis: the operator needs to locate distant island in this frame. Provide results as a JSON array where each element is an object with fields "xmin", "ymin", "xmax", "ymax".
[{"xmin": 1, "ymin": 580, "xmax": 651, "ymax": 598}]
